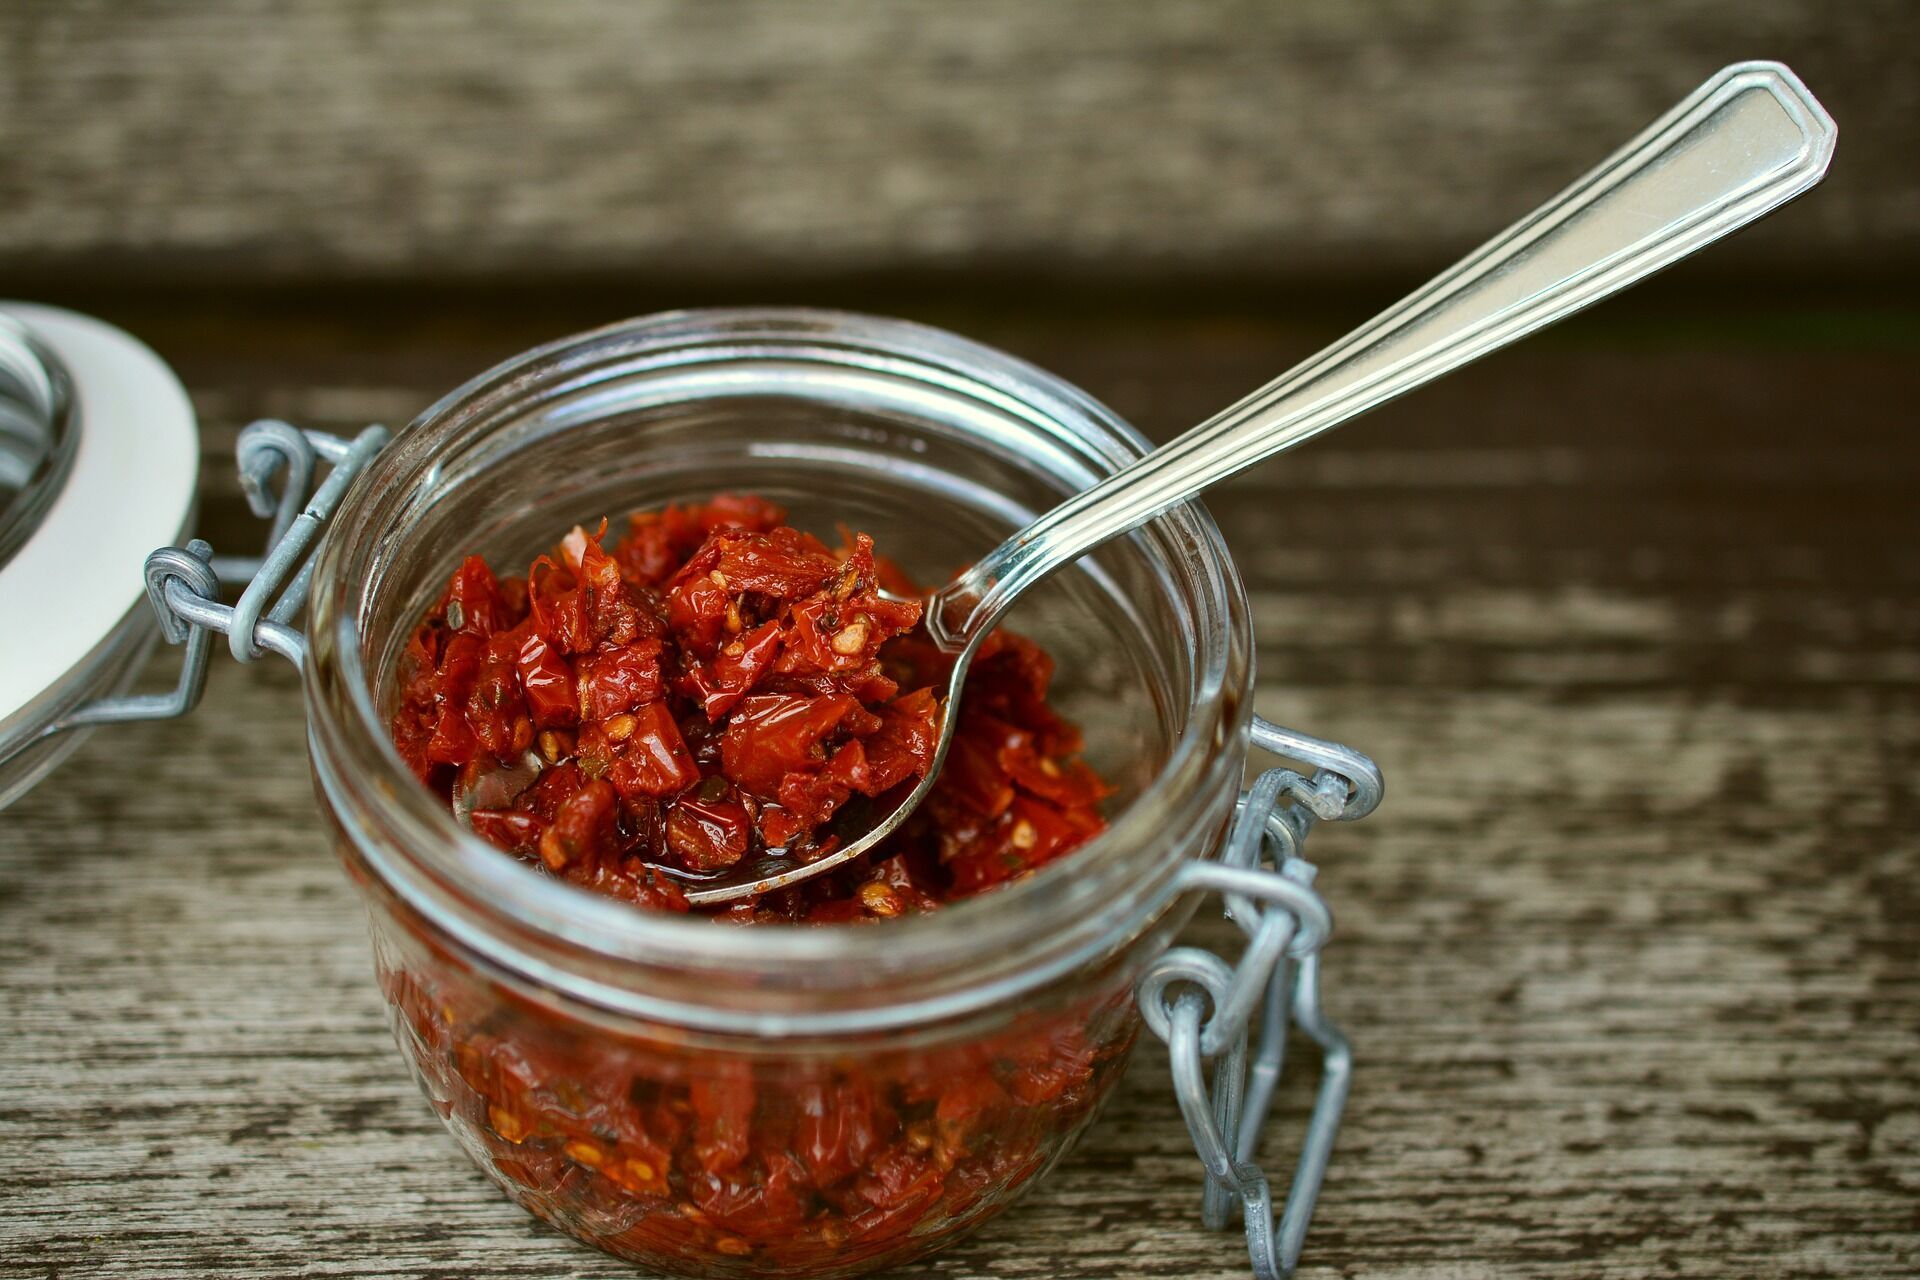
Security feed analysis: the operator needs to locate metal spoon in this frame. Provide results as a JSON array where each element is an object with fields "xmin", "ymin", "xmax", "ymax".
[{"xmin": 684, "ymin": 60, "xmax": 1835, "ymax": 906}]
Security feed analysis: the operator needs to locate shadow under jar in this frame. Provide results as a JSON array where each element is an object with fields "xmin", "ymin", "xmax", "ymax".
[{"xmin": 305, "ymin": 309, "xmax": 1253, "ymax": 1277}]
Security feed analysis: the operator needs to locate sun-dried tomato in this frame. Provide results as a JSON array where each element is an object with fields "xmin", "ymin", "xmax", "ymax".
[
  {"xmin": 578, "ymin": 640, "xmax": 666, "ymax": 720},
  {"xmin": 386, "ymin": 494, "xmax": 1123, "ymax": 1270},
  {"xmin": 605, "ymin": 702, "xmax": 700, "ymax": 799},
  {"xmin": 665, "ymin": 793, "xmax": 753, "ymax": 871},
  {"xmin": 514, "ymin": 625, "xmax": 577, "ymax": 728},
  {"xmin": 677, "ymin": 619, "xmax": 784, "ymax": 718},
  {"xmin": 394, "ymin": 493, "xmax": 1111, "ymax": 917}
]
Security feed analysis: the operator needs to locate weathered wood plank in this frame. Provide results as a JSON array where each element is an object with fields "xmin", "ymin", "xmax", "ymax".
[
  {"xmin": 1, "ymin": 0, "xmax": 1914, "ymax": 285},
  {"xmin": 5, "ymin": 668, "xmax": 1916, "ymax": 1278},
  {"xmin": 2, "ymin": 301, "xmax": 1917, "ymax": 1278}
]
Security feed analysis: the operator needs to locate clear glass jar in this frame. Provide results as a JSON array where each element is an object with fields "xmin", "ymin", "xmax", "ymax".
[{"xmin": 305, "ymin": 309, "xmax": 1253, "ymax": 1277}]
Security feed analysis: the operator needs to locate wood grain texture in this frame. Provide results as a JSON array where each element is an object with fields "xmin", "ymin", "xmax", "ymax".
[
  {"xmin": 2, "ymin": 0, "xmax": 1916, "ymax": 287},
  {"xmin": 2, "ymin": 293, "xmax": 1918, "ymax": 1278}
]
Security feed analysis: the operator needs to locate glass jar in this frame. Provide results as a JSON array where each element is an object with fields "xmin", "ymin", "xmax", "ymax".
[{"xmin": 304, "ymin": 309, "xmax": 1254, "ymax": 1276}]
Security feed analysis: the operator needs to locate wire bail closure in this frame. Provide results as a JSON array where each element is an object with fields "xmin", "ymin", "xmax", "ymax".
[
  {"xmin": 1136, "ymin": 716, "xmax": 1381, "ymax": 1279},
  {"xmin": 38, "ymin": 421, "xmax": 389, "ymax": 740}
]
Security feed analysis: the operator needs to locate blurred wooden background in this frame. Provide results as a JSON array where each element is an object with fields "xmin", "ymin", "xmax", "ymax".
[
  {"xmin": 3, "ymin": 4, "xmax": 1918, "ymax": 1280},
  {"xmin": 3, "ymin": 0, "xmax": 1916, "ymax": 290}
]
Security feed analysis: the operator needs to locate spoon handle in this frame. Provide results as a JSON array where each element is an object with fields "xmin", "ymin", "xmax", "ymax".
[{"xmin": 931, "ymin": 61, "xmax": 1835, "ymax": 648}]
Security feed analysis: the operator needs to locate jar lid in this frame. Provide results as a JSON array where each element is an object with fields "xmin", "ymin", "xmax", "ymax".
[{"xmin": 0, "ymin": 304, "xmax": 199, "ymax": 806}]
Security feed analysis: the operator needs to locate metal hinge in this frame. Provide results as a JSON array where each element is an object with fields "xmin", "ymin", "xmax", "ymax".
[{"xmin": 1136, "ymin": 716, "xmax": 1381, "ymax": 1279}]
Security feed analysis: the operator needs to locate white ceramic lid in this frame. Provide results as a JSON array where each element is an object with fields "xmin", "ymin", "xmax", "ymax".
[{"xmin": 0, "ymin": 303, "xmax": 199, "ymax": 745}]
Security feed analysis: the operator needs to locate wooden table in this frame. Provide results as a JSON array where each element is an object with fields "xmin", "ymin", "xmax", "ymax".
[{"xmin": 3, "ymin": 288, "xmax": 1916, "ymax": 1278}]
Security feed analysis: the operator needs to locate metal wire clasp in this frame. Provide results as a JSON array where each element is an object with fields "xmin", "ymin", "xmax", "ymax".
[
  {"xmin": 1136, "ymin": 715, "xmax": 1382, "ymax": 1280},
  {"xmin": 40, "ymin": 421, "xmax": 388, "ymax": 738}
]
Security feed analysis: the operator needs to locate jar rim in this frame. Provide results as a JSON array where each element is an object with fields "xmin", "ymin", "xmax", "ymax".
[
  {"xmin": 0, "ymin": 313, "xmax": 78, "ymax": 570},
  {"xmin": 0, "ymin": 305, "xmax": 197, "ymax": 810},
  {"xmin": 307, "ymin": 308, "xmax": 1252, "ymax": 1033}
]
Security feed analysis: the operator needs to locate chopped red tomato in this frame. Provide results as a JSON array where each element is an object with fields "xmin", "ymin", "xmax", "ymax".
[
  {"xmin": 577, "ymin": 641, "xmax": 666, "ymax": 719},
  {"xmin": 393, "ymin": 493, "xmax": 1110, "ymax": 915},
  {"xmin": 604, "ymin": 702, "xmax": 700, "ymax": 799},
  {"xmin": 386, "ymin": 493, "xmax": 1125, "ymax": 1268}
]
